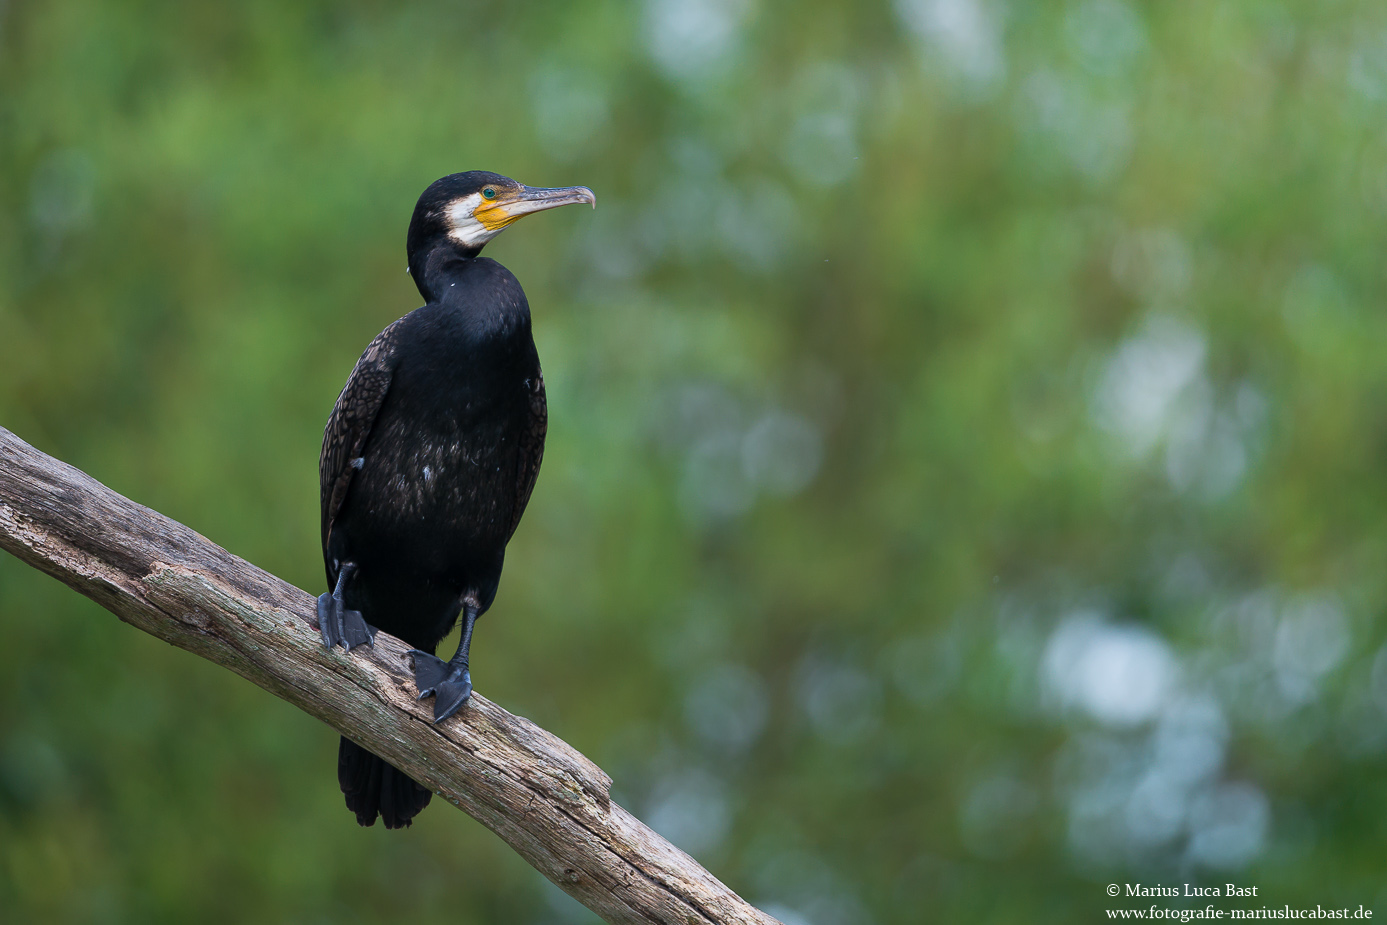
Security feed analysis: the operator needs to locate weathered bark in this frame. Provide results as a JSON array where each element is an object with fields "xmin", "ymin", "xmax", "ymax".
[{"xmin": 0, "ymin": 426, "xmax": 779, "ymax": 925}]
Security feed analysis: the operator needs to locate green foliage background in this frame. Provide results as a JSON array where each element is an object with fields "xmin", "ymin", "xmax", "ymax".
[{"xmin": 3, "ymin": 0, "xmax": 1386, "ymax": 922}]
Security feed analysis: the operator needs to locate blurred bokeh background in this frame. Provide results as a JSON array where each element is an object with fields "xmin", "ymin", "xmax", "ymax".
[{"xmin": 3, "ymin": 0, "xmax": 1386, "ymax": 922}]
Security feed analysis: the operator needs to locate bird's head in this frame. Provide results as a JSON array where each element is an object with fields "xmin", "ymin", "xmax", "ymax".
[{"xmin": 406, "ymin": 171, "xmax": 595, "ymax": 294}]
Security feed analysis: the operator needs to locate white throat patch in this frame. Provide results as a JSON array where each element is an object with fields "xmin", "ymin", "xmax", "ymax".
[{"xmin": 446, "ymin": 193, "xmax": 501, "ymax": 248}]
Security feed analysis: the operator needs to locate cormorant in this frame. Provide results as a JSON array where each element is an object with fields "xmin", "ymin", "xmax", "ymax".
[{"xmin": 317, "ymin": 171, "xmax": 594, "ymax": 828}]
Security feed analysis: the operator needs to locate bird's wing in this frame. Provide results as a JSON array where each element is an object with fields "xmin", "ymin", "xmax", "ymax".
[
  {"xmin": 320, "ymin": 319, "xmax": 403, "ymax": 561},
  {"xmin": 507, "ymin": 371, "xmax": 548, "ymax": 542}
]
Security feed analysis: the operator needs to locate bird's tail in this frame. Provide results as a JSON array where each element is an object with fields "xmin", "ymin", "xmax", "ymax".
[{"xmin": 338, "ymin": 736, "xmax": 433, "ymax": 828}]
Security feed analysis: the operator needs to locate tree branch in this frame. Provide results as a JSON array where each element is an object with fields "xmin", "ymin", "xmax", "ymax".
[{"xmin": 0, "ymin": 426, "xmax": 779, "ymax": 925}]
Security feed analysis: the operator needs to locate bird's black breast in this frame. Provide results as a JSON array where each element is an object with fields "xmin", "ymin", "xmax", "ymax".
[{"xmin": 320, "ymin": 258, "xmax": 545, "ymax": 647}]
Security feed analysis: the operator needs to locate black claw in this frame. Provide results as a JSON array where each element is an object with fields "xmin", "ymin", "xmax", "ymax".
[
  {"xmin": 317, "ymin": 592, "xmax": 341, "ymax": 648},
  {"xmin": 409, "ymin": 650, "xmax": 450, "ymax": 696},
  {"xmin": 432, "ymin": 674, "xmax": 473, "ymax": 723},
  {"xmin": 341, "ymin": 609, "xmax": 376, "ymax": 650},
  {"xmin": 408, "ymin": 651, "xmax": 472, "ymax": 722},
  {"xmin": 318, "ymin": 592, "xmax": 374, "ymax": 651}
]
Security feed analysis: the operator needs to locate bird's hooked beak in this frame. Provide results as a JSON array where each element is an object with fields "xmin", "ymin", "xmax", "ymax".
[{"xmin": 474, "ymin": 185, "xmax": 597, "ymax": 232}]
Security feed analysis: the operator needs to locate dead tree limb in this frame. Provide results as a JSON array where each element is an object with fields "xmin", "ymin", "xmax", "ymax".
[{"xmin": 0, "ymin": 426, "xmax": 779, "ymax": 925}]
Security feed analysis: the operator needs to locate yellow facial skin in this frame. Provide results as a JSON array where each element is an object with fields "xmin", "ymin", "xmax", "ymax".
[{"xmin": 473, "ymin": 188, "xmax": 523, "ymax": 232}]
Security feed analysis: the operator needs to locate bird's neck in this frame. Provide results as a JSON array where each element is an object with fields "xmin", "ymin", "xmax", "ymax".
[
  {"xmin": 407, "ymin": 250, "xmax": 531, "ymax": 345},
  {"xmin": 411, "ymin": 243, "xmax": 481, "ymax": 303}
]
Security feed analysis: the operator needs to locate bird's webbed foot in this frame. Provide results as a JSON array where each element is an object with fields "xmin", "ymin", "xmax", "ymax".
[
  {"xmin": 317, "ymin": 592, "xmax": 377, "ymax": 651},
  {"xmin": 408, "ymin": 651, "xmax": 473, "ymax": 723}
]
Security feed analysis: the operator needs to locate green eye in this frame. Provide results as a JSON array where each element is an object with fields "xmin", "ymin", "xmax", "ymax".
[{"xmin": 482, "ymin": 187, "xmax": 496, "ymax": 200}]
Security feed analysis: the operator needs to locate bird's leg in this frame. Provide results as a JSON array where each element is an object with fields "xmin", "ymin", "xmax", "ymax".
[
  {"xmin": 409, "ymin": 600, "xmax": 478, "ymax": 723},
  {"xmin": 316, "ymin": 562, "xmax": 377, "ymax": 651}
]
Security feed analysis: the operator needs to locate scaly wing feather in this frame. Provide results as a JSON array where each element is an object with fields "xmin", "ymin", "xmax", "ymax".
[
  {"xmin": 319, "ymin": 319, "xmax": 403, "ymax": 584},
  {"xmin": 506, "ymin": 371, "xmax": 547, "ymax": 542}
]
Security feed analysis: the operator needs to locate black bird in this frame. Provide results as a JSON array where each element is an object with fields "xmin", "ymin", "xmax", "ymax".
[{"xmin": 317, "ymin": 171, "xmax": 594, "ymax": 827}]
